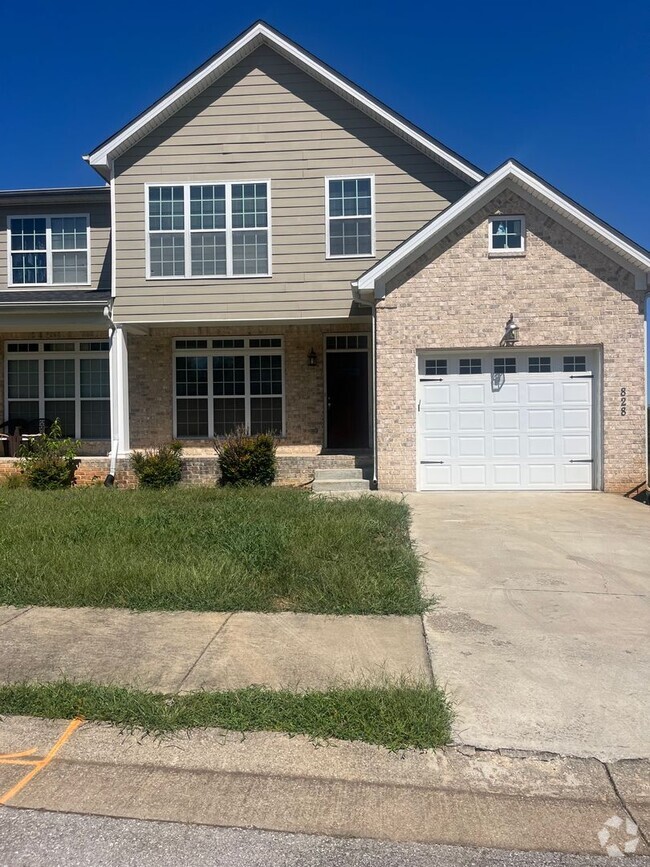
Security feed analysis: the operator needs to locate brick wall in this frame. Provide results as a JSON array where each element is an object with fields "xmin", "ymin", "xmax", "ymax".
[
  {"xmin": 128, "ymin": 322, "xmax": 370, "ymax": 448},
  {"xmin": 376, "ymin": 190, "xmax": 646, "ymax": 493}
]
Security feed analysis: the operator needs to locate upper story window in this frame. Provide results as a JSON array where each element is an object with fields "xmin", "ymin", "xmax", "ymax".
[
  {"xmin": 488, "ymin": 216, "xmax": 525, "ymax": 254},
  {"xmin": 147, "ymin": 182, "xmax": 270, "ymax": 279},
  {"xmin": 326, "ymin": 176, "xmax": 374, "ymax": 258},
  {"xmin": 9, "ymin": 216, "xmax": 89, "ymax": 286}
]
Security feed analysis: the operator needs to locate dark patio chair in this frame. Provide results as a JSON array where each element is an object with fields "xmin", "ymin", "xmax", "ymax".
[{"xmin": 0, "ymin": 418, "xmax": 27, "ymax": 457}]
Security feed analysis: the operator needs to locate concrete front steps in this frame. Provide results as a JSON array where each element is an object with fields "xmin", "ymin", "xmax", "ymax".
[{"xmin": 311, "ymin": 467, "xmax": 371, "ymax": 494}]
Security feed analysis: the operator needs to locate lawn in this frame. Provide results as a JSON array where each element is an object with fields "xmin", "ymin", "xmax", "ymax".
[
  {"xmin": 0, "ymin": 681, "xmax": 451, "ymax": 750},
  {"xmin": 0, "ymin": 487, "xmax": 425, "ymax": 615}
]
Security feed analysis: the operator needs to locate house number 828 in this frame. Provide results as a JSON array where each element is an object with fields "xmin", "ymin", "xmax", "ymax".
[{"xmin": 620, "ymin": 388, "xmax": 627, "ymax": 416}]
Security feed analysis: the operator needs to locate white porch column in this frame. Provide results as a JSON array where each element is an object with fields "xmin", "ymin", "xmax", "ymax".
[{"xmin": 109, "ymin": 324, "xmax": 130, "ymax": 455}]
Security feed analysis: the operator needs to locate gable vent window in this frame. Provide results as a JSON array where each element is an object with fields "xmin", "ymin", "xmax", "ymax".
[
  {"xmin": 9, "ymin": 216, "xmax": 89, "ymax": 286},
  {"xmin": 326, "ymin": 177, "xmax": 374, "ymax": 258},
  {"xmin": 147, "ymin": 182, "xmax": 270, "ymax": 279},
  {"xmin": 488, "ymin": 216, "xmax": 525, "ymax": 254}
]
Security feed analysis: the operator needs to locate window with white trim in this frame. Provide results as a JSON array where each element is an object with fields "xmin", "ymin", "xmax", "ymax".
[
  {"xmin": 488, "ymin": 216, "xmax": 525, "ymax": 253},
  {"xmin": 9, "ymin": 216, "xmax": 89, "ymax": 285},
  {"xmin": 147, "ymin": 182, "xmax": 270, "ymax": 278},
  {"xmin": 494, "ymin": 357, "xmax": 516, "ymax": 374},
  {"xmin": 174, "ymin": 337, "xmax": 283, "ymax": 438},
  {"xmin": 528, "ymin": 356, "xmax": 551, "ymax": 373},
  {"xmin": 424, "ymin": 359, "xmax": 447, "ymax": 376},
  {"xmin": 5, "ymin": 341, "xmax": 110, "ymax": 439},
  {"xmin": 563, "ymin": 355, "xmax": 587, "ymax": 372},
  {"xmin": 326, "ymin": 177, "xmax": 373, "ymax": 257},
  {"xmin": 459, "ymin": 358, "xmax": 482, "ymax": 374}
]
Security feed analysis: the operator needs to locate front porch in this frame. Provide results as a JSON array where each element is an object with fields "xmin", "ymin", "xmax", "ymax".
[{"xmin": 0, "ymin": 320, "xmax": 375, "ymax": 488}]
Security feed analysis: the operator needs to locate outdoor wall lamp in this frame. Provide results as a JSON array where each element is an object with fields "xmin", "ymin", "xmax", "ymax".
[
  {"xmin": 307, "ymin": 348, "xmax": 318, "ymax": 367},
  {"xmin": 502, "ymin": 314, "xmax": 520, "ymax": 346}
]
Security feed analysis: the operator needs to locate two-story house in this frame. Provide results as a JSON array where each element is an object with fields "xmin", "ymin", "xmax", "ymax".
[{"xmin": 1, "ymin": 21, "xmax": 649, "ymax": 492}]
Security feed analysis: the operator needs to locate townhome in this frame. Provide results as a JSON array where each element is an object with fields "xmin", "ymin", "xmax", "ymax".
[{"xmin": 1, "ymin": 21, "xmax": 649, "ymax": 492}]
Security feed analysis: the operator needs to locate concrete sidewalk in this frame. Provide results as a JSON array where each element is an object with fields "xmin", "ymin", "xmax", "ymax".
[
  {"xmin": 0, "ymin": 606, "xmax": 431, "ymax": 691},
  {"xmin": 0, "ymin": 716, "xmax": 648, "ymax": 856}
]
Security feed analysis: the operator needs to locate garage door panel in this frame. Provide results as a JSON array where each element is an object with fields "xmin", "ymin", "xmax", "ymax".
[
  {"xmin": 493, "ymin": 436, "xmax": 520, "ymax": 456},
  {"xmin": 418, "ymin": 350, "xmax": 595, "ymax": 491},
  {"xmin": 458, "ymin": 384, "xmax": 485, "ymax": 403}
]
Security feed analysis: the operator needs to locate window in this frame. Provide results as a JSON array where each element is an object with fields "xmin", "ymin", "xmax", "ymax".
[
  {"xmin": 488, "ymin": 216, "xmax": 525, "ymax": 253},
  {"xmin": 529, "ymin": 356, "xmax": 551, "ymax": 373},
  {"xmin": 174, "ymin": 337, "xmax": 283, "ymax": 438},
  {"xmin": 9, "ymin": 215, "xmax": 89, "ymax": 285},
  {"xmin": 326, "ymin": 177, "xmax": 374, "ymax": 257},
  {"xmin": 459, "ymin": 358, "xmax": 482, "ymax": 374},
  {"xmin": 147, "ymin": 182, "xmax": 270, "ymax": 278},
  {"xmin": 325, "ymin": 335, "xmax": 369, "ymax": 350},
  {"xmin": 424, "ymin": 359, "xmax": 447, "ymax": 376},
  {"xmin": 494, "ymin": 357, "xmax": 516, "ymax": 374},
  {"xmin": 5, "ymin": 341, "xmax": 109, "ymax": 439},
  {"xmin": 563, "ymin": 355, "xmax": 587, "ymax": 372}
]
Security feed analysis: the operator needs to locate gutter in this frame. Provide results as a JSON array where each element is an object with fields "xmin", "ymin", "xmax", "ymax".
[{"xmin": 371, "ymin": 301, "xmax": 378, "ymax": 489}]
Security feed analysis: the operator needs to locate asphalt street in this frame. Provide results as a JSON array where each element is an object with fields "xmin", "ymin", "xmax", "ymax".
[{"xmin": 1, "ymin": 808, "xmax": 649, "ymax": 867}]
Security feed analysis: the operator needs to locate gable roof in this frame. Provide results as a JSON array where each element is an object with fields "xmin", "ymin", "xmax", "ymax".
[
  {"xmin": 353, "ymin": 159, "xmax": 650, "ymax": 301},
  {"xmin": 84, "ymin": 21, "xmax": 484, "ymax": 184}
]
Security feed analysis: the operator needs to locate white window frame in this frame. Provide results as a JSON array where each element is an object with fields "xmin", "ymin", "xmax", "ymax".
[
  {"xmin": 4, "ymin": 340, "xmax": 110, "ymax": 439},
  {"xmin": 145, "ymin": 181, "xmax": 272, "ymax": 280},
  {"xmin": 172, "ymin": 336, "xmax": 285, "ymax": 439},
  {"xmin": 488, "ymin": 215, "xmax": 526, "ymax": 255},
  {"xmin": 325, "ymin": 175, "xmax": 375, "ymax": 259},
  {"xmin": 7, "ymin": 214, "xmax": 91, "ymax": 288}
]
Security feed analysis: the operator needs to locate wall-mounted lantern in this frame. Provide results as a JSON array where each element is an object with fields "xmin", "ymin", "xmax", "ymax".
[
  {"xmin": 502, "ymin": 314, "xmax": 520, "ymax": 346},
  {"xmin": 307, "ymin": 348, "xmax": 318, "ymax": 367}
]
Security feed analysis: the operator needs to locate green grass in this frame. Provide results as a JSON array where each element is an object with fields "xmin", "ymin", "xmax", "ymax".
[
  {"xmin": 0, "ymin": 487, "xmax": 425, "ymax": 615},
  {"xmin": 0, "ymin": 681, "xmax": 452, "ymax": 750}
]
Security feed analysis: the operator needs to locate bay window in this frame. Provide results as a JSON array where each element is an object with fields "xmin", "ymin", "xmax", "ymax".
[
  {"xmin": 174, "ymin": 337, "xmax": 283, "ymax": 438},
  {"xmin": 5, "ymin": 341, "xmax": 110, "ymax": 439},
  {"xmin": 9, "ymin": 215, "xmax": 89, "ymax": 285},
  {"xmin": 147, "ymin": 182, "xmax": 270, "ymax": 278}
]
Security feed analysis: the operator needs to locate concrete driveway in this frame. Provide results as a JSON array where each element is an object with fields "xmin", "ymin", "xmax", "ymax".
[{"xmin": 407, "ymin": 493, "xmax": 650, "ymax": 760}]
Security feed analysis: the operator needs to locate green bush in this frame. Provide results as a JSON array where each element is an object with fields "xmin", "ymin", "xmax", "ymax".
[
  {"xmin": 18, "ymin": 420, "xmax": 79, "ymax": 490},
  {"xmin": 1, "ymin": 473, "xmax": 27, "ymax": 490},
  {"xmin": 131, "ymin": 442, "xmax": 184, "ymax": 489},
  {"xmin": 215, "ymin": 429, "xmax": 277, "ymax": 486}
]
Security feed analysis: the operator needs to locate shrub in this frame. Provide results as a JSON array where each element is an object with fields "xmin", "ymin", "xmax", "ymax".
[
  {"xmin": 18, "ymin": 420, "xmax": 79, "ymax": 490},
  {"xmin": 215, "ymin": 429, "xmax": 277, "ymax": 487},
  {"xmin": 1, "ymin": 473, "xmax": 27, "ymax": 490},
  {"xmin": 131, "ymin": 442, "xmax": 183, "ymax": 489}
]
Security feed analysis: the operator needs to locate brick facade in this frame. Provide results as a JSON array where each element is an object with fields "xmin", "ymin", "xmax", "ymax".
[
  {"xmin": 376, "ymin": 190, "xmax": 646, "ymax": 493},
  {"xmin": 128, "ymin": 322, "xmax": 370, "ymax": 449}
]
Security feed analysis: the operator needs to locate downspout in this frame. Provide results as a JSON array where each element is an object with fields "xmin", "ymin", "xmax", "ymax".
[
  {"xmin": 104, "ymin": 160, "xmax": 119, "ymax": 487},
  {"xmin": 644, "ymin": 284, "xmax": 650, "ymax": 503},
  {"xmin": 371, "ymin": 301, "xmax": 378, "ymax": 489}
]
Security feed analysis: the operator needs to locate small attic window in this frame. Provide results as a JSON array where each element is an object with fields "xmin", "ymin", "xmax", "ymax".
[{"xmin": 489, "ymin": 216, "xmax": 525, "ymax": 254}]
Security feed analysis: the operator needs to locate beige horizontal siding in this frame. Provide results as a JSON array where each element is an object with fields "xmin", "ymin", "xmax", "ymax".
[
  {"xmin": 113, "ymin": 44, "xmax": 469, "ymax": 322},
  {"xmin": 0, "ymin": 198, "xmax": 110, "ymax": 292}
]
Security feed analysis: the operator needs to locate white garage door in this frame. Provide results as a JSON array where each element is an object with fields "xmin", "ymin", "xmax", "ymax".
[{"xmin": 418, "ymin": 350, "xmax": 596, "ymax": 491}]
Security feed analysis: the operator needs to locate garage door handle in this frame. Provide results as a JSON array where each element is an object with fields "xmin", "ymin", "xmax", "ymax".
[
  {"xmin": 569, "ymin": 459, "xmax": 593, "ymax": 463},
  {"xmin": 421, "ymin": 460, "xmax": 444, "ymax": 464},
  {"xmin": 570, "ymin": 374, "xmax": 593, "ymax": 379},
  {"xmin": 421, "ymin": 377, "xmax": 444, "ymax": 381}
]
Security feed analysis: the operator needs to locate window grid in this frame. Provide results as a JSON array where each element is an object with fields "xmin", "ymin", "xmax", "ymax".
[
  {"xmin": 459, "ymin": 359, "xmax": 482, "ymax": 375},
  {"xmin": 325, "ymin": 335, "xmax": 369, "ymax": 350},
  {"xmin": 174, "ymin": 338, "xmax": 284, "ymax": 438},
  {"xmin": 147, "ymin": 182, "xmax": 271, "ymax": 279},
  {"xmin": 326, "ymin": 177, "xmax": 374, "ymax": 258},
  {"xmin": 424, "ymin": 359, "xmax": 448, "ymax": 376},
  {"xmin": 489, "ymin": 216, "xmax": 525, "ymax": 253},
  {"xmin": 494, "ymin": 357, "xmax": 516, "ymax": 374},
  {"xmin": 4, "ymin": 342, "xmax": 109, "ymax": 439},
  {"xmin": 529, "ymin": 356, "xmax": 552, "ymax": 373},
  {"xmin": 8, "ymin": 214, "xmax": 90, "ymax": 286},
  {"xmin": 563, "ymin": 355, "xmax": 587, "ymax": 372}
]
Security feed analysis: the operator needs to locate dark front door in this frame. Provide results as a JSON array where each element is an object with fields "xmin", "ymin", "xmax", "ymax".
[{"xmin": 326, "ymin": 351, "xmax": 369, "ymax": 449}]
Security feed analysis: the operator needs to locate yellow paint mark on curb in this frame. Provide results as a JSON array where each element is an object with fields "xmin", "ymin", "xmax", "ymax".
[
  {"xmin": 0, "ymin": 748, "xmax": 38, "ymax": 761},
  {"xmin": 0, "ymin": 718, "xmax": 84, "ymax": 806}
]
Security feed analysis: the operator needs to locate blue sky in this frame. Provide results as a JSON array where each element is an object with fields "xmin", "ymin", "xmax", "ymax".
[{"xmin": 1, "ymin": 0, "xmax": 648, "ymax": 249}]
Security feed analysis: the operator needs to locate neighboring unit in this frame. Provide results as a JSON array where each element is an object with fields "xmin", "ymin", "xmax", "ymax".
[{"xmin": 1, "ymin": 21, "xmax": 648, "ymax": 492}]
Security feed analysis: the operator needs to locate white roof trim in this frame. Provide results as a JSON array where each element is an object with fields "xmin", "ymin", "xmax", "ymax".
[
  {"xmin": 355, "ymin": 160, "xmax": 650, "ymax": 298},
  {"xmin": 85, "ymin": 22, "xmax": 483, "ymax": 185}
]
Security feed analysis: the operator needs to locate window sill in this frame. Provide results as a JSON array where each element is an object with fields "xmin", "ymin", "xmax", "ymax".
[
  {"xmin": 5, "ymin": 283, "xmax": 93, "ymax": 290},
  {"xmin": 487, "ymin": 251, "xmax": 526, "ymax": 259},
  {"xmin": 325, "ymin": 254, "xmax": 376, "ymax": 261},
  {"xmin": 145, "ymin": 274, "xmax": 272, "ymax": 281}
]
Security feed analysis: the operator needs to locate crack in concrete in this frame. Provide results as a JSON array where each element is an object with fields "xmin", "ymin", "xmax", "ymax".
[
  {"xmin": 0, "ymin": 607, "xmax": 33, "ymax": 631},
  {"xmin": 603, "ymin": 761, "xmax": 650, "ymax": 848},
  {"xmin": 175, "ymin": 614, "xmax": 233, "ymax": 693}
]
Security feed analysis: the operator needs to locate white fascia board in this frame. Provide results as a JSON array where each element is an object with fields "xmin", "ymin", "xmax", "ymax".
[
  {"xmin": 357, "ymin": 161, "xmax": 650, "ymax": 297},
  {"xmin": 86, "ymin": 23, "xmax": 483, "ymax": 184}
]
